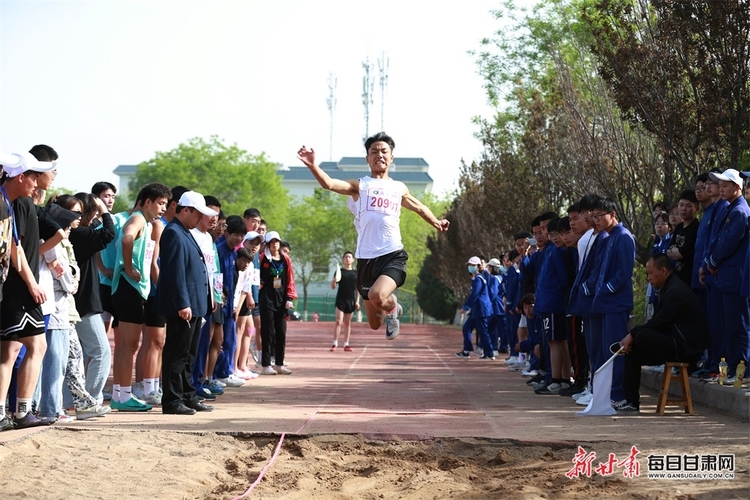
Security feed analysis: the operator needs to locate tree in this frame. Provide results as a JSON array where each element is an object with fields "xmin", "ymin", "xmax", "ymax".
[
  {"xmin": 285, "ymin": 191, "xmax": 356, "ymax": 316},
  {"xmin": 130, "ymin": 136, "xmax": 289, "ymax": 225},
  {"xmin": 581, "ymin": 0, "xmax": 750, "ymax": 175},
  {"xmin": 416, "ymin": 254, "xmax": 458, "ymax": 322}
]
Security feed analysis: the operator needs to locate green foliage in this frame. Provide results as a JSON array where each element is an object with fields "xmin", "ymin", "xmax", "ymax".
[
  {"xmin": 401, "ymin": 192, "xmax": 449, "ymax": 295},
  {"xmin": 285, "ymin": 190, "xmax": 356, "ymax": 313},
  {"xmin": 130, "ymin": 136, "xmax": 289, "ymax": 225},
  {"xmin": 416, "ymin": 254, "xmax": 458, "ymax": 322}
]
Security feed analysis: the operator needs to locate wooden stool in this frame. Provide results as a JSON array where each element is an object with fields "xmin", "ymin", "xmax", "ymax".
[{"xmin": 656, "ymin": 362, "xmax": 694, "ymax": 415}]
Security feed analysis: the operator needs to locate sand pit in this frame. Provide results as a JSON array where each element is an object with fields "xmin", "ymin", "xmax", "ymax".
[{"xmin": 1, "ymin": 429, "xmax": 747, "ymax": 499}]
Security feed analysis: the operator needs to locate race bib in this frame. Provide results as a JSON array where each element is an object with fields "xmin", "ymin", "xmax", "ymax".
[
  {"xmin": 273, "ymin": 277, "xmax": 282, "ymax": 289},
  {"xmin": 213, "ymin": 273, "xmax": 223, "ymax": 295},
  {"xmin": 204, "ymin": 251, "xmax": 216, "ymax": 274},
  {"xmin": 366, "ymin": 187, "xmax": 400, "ymax": 215},
  {"xmin": 143, "ymin": 240, "xmax": 156, "ymax": 276}
]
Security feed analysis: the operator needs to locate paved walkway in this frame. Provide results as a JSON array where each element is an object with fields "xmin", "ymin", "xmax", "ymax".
[{"xmin": 2, "ymin": 321, "xmax": 749, "ymax": 454}]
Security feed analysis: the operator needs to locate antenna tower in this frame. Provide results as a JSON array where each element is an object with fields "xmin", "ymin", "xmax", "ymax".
[
  {"xmin": 326, "ymin": 72, "xmax": 337, "ymax": 161},
  {"xmin": 378, "ymin": 52, "xmax": 389, "ymax": 131},
  {"xmin": 362, "ymin": 57, "xmax": 375, "ymax": 140}
]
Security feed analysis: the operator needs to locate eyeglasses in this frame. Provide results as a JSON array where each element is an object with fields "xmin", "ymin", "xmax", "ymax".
[
  {"xmin": 695, "ymin": 185, "xmax": 707, "ymax": 191},
  {"xmin": 217, "ymin": 223, "xmax": 228, "ymax": 229},
  {"xmin": 654, "ymin": 222, "xmax": 668, "ymax": 227},
  {"xmin": 590, "ymin": 212, "xmax": 608, "ymax": 222}
]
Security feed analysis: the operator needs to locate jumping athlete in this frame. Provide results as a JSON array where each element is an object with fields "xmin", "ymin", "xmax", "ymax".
[{"xmin": 297, "ymin": 132, "xmax": 450, "ymax": 339}]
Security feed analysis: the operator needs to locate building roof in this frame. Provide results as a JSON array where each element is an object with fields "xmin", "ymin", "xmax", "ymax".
[
  {"xmin": 113, "ymin": 164, "xmax": 137, "ymax": 175},
  {"xmin": 279, "ymin": 167, "xmax": 433, "ymax": 183}
]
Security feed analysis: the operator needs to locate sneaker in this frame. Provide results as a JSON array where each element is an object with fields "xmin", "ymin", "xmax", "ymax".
[
  {"xmin": 492, "ymin": 351, "xmax": 500, "ymax": 358},
  {"xmin": 478, "ymin": 355, "xmax": 496, "ymax": 360},
  {"xmin": 455, "ymin": 351, "xmax": 471, "ymax": 358},
  {"xmin": 274, "ymin": 365, "xmax": 292, "ymax": 375},
  {"xmin": 55, "ymin": 413, "xmax": 76, "ymax": 424},
  {"xmin": 116, "ymin": 397, "xmax": 153, "ymax": 412},
  {"xmin": 217, "ymin": 375, "xmax": 245, "ymax": 388},
  {"xmin": 255, "ymin": 360, "xmax": 263, "ymax": 369},
  {"xmin": 212, "ymin": 378, "xmax": 227, "ymax": 388},
  {"xmin": 250, "ymin": 348, "xmax": 259, "ymax": 363},
  {"xmin": 344, "ymin": 346, "xmax": 353, "ymax": 352},
  {"xmin": 330, "ymin": 345, "xmax": 337, "ymax": 352},
  {"xmin": 700, "ymin": 373, "xmax": 719, "ymax": 382},
  {"xmin": 531, "ymin": 381, "xmax": 547, "ymax": 390},
  {"xmin": 384, "ymin": 295, "xmax": 401, "ymax": 340},
  {"xmin": 144, "ymin": 391, "xmax": 162, "ymax": 406},
  {"xmin": 0, "ymin": 415, "xmax": 15, "ymax": 431},
  {"xmin": 611, "ymin": 399, "xmax": 628, "ymax": 409},
  {"xmin": 558, "ymin": 384, "xmax": 586, "ymax": 397},
  {"xmin": 526, "ymin": 373, "xmax": 545, "ymax": 386},
  {"xmin": 235, "ymin": 369, "xmax": 259, "ymax": 380},
  {"xmin": 572, "ymin": 388, "xmax": 592, "ymax": 400},
  {"xmin": 76, "ymin": 405, "xmax": 111, "ymax": 420},
  {"xmin": 503, "ymin": 356, "xmax": 518, "ymax": 365},
  {"xmin": 615, "ymin": 402, "xmax": 640, "ymax": 413},
  {"xmin": 260, "ymin": 366, "xmax": 277, "ymax": 375},
  {"xmin": 535, "ymin": 383, "xmax": 558, "ymax": 395},
  {"xmin": 576, "ymin": 393, "xmax": 593, "ymax": 405},
  {"xmin": 14, "ymin": 413, "xmax": 50, "ymax": 428},
  {"xmin": 521, "ymin": 369, "xmax": 538, "ymax": 377},
  {"xmin": 204, "ymin": 380, "xmax": 226, "ymax": 395},
  {"xmin": 132, "ymin": 382, "xmax": 146, "ymax": 400},
  {"xmin": 195, "ymin": 384, "xmax": 213, "ymax": 398}
]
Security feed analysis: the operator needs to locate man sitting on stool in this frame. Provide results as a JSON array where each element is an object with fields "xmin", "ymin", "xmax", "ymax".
[{"xmin": 616, "ymin": 253, "xmax": 710, "ymax": 412}]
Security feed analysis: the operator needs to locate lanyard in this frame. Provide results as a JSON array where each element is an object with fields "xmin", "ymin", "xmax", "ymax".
[{"xmin": 270, "ymin": 258, "xmax": 284, "ymax": 278}]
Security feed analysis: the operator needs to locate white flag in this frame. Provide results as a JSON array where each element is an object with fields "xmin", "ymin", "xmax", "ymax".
[{"xmin": 576, "ymin": 348, "xmax": 622, "ymax": 416}]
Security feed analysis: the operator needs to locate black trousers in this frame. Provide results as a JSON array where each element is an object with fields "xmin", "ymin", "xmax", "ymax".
[
  {"xmin": 260, "ymin": 308, "xmax": 286, "ymax": 367},
  {"xmin": 161, "ymin": 316, "xmax": 202, "ymax": 410},
  {"xmin": 624, "ymin": 328, "xmax": 700, "ymax": 407},
  {"xmin": 568, "ymin": 315, "xmax": 589, "ymax": 385}
]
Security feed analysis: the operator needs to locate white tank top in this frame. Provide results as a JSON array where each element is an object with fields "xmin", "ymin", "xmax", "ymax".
[{"xmin": 354, "ymin": 176, "xmax": 405, "ymax": 259}]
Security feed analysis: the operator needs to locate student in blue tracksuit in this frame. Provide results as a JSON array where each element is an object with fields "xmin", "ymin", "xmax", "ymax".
[
  {"xmin": 690, "ymin": 172, "xmax": 718, "ymax": 377},
  {"xmin": 698, "ymin": 170, "xmax": 731, "ymax": 379},
  {"xmin": 504, "ymin": 249, "xmax": 523, "ymax": 364},
  {"xmin": 486, "ymin": 258, "xmax": 506, "ymax": 357},
  {"xmin": 456, "ymin": 256, "xmax": 494, "ymax": 359},
  {"xmin": 742, "ymin": 171, "xmax": 750, "ymax": 301},
  {"xmin": 704, "ymin": 169, "xmax": 750, "ymax": 379},
  {"xmin": 516, "ymin": 293, "xmax": 542, "ymax": 371},
  {"xmin": 534, "ymin": 217, "xmax": 571, "ymax": 394},
  {"xmin": 589, "ymin": 197, "xmax": 635, "ymax": 406}
]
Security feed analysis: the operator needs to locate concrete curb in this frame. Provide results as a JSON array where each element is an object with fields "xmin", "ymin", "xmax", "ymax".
[{"xmin": 640, "ymin": 368, "xmax": 750, "ymax": 420}]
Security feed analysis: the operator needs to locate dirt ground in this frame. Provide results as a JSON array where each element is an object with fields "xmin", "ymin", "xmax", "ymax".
[{"xmin": 0, "ymin": 322, "xmax": 748, "ymax": 499}]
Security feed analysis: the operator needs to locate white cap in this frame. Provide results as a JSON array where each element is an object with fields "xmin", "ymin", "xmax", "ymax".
[
  {"xmin": 466, "ymin": 256, "xmax": 481, "ymax": 266},
  {"xmin": 709, "ymin": 168, "xmax": 742, "ymax": 187},
  {"xmin": 243, "ymin": 230, "xmax": 262, "ymax": 242},
  {"xmin": 265, "ymin": 231, "xmax": 281, "ymax": 243},
  {"xmin": 487, "ymin": 258, "xmax": 502, "ymax": 268},
  {"xmin": 0, "ymin": 151, "xmax": 57, "ymax": 178},
  {"xmin": 178, "ymin": 191, "xmax": 218, "ymax": 216}
]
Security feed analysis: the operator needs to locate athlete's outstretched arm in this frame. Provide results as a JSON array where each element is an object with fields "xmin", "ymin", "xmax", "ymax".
[
  {"xmin": 297, "ymin": 146, "xmax": 358, "ymax": 196},
  {"xmin": 401, "ymin": 190, "xmax": 450, "ymax": 232}
]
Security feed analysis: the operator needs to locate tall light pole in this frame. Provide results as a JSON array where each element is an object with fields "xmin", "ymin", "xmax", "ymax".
[
  {"xmin": 326, "ymin": 72, "xmax": 337, "ymax": 161},
  {"xmin": 362, "ymin": 57, "xmax": 375, "ymax": 141},
  {"xmin": 378, "ymin": 51, "xmax": 389, "ymax": 132}
]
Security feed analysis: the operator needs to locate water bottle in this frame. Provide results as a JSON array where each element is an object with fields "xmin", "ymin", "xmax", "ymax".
[
  {"xmin": 734, "ymin": 360, "xmax": 745, "ymax": 388},
  {"xmin": 718, "ymin": 358, "xmax": 728, "ymax": 385}
]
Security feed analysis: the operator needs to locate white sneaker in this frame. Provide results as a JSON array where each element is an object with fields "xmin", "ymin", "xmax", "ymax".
[
  {"xmin": 384, "ymin": 295, "xmax": 401, "ymax": 340},
  {"xmin": 76, "ymin": 404, "xmax": 112, "ymax": 420},
  {"xmin": 217, "ymin": 375, "xmax": 245, "ymax": 387},
  {"xmin": 132, "ymin": 381, "xmax": 146, "ymax": 400},
  {"xmin": 576, "ymin": 393, "xmax": 594, "ymax": 405},
  {"xmin": 504, "ymin": 356, "xmax": 518, "ymax": 365},
  {"xmin": 260, "ymin": 366, "xmax": 277, "ymax": 375},
  {"xmin": 572, "ymin": 388, "xmax": 591, "ymax": 401},
  {"xmin": 274, "ymin": 365, "xmax": 292, "ymax": 375},
  {"xmin": 213, "ymin": 378, "xmax": 227, "ymax": 388},
  {"xmin": 521, "ymin": 369, "xmax": 538, "ymax": 377}
]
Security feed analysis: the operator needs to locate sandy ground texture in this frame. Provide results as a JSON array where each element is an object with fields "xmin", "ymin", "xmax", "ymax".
[{"xmin": 0, "ymin": 322, "xmax": 748, "ymax": 499}]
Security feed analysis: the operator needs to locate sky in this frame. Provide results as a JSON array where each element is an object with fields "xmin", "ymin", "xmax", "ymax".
[{"xmin": 1, "ymin": 0, "xmax": 504, "ymax": 198}]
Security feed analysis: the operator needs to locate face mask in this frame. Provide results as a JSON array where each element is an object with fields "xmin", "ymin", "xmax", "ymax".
[
  {"xmin": 467, "ymin": 265, "xmax": 477, "ymax": 274},
  {"xmin": 499, "ymin": 265, "xmax": 507, "ymax": 274}
]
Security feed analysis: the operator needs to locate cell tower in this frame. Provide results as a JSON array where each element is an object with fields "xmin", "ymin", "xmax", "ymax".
[
  {"xmin": 326, "ymin": 72, "xmax": 337, "ymax": 161},
  {"xmin": 378, "ymin": 51, "xmax": 389, "ymax": 131},
  {"xmin": 362, "ymin": 57, "xmax": 375, "ymax": 140}
]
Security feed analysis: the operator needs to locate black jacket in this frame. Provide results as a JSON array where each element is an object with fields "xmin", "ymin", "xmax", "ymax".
[
  {"xmin": 70, "ymin": 214, "xmax": 115, "ymax": 316},
  {"xmin": 630, "ymin": 273, "xmax": 710, "ymax": 357}
]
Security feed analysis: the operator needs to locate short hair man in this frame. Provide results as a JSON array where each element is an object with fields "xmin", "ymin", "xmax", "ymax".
[
  {"xmin": 666, "ymin": 189, "xmax": 699, "ymax": 286},
  {"xmin": 617, "ymin": 254, "xmax": 710, "ymax": 412},
  {"xmin": 92, "ymin": 181, "xmax": 117, "ymax": 212},
  {"xmin": 589, "ymin": 197, "xmax": 635, "ymax": 408},
  {"xmin": 158, "ymin": 191, "xmax": 218, "ymax": 415},
  {"xmin": 298, "ymin": 132, "xmax": 449, "ymax": 340}
]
